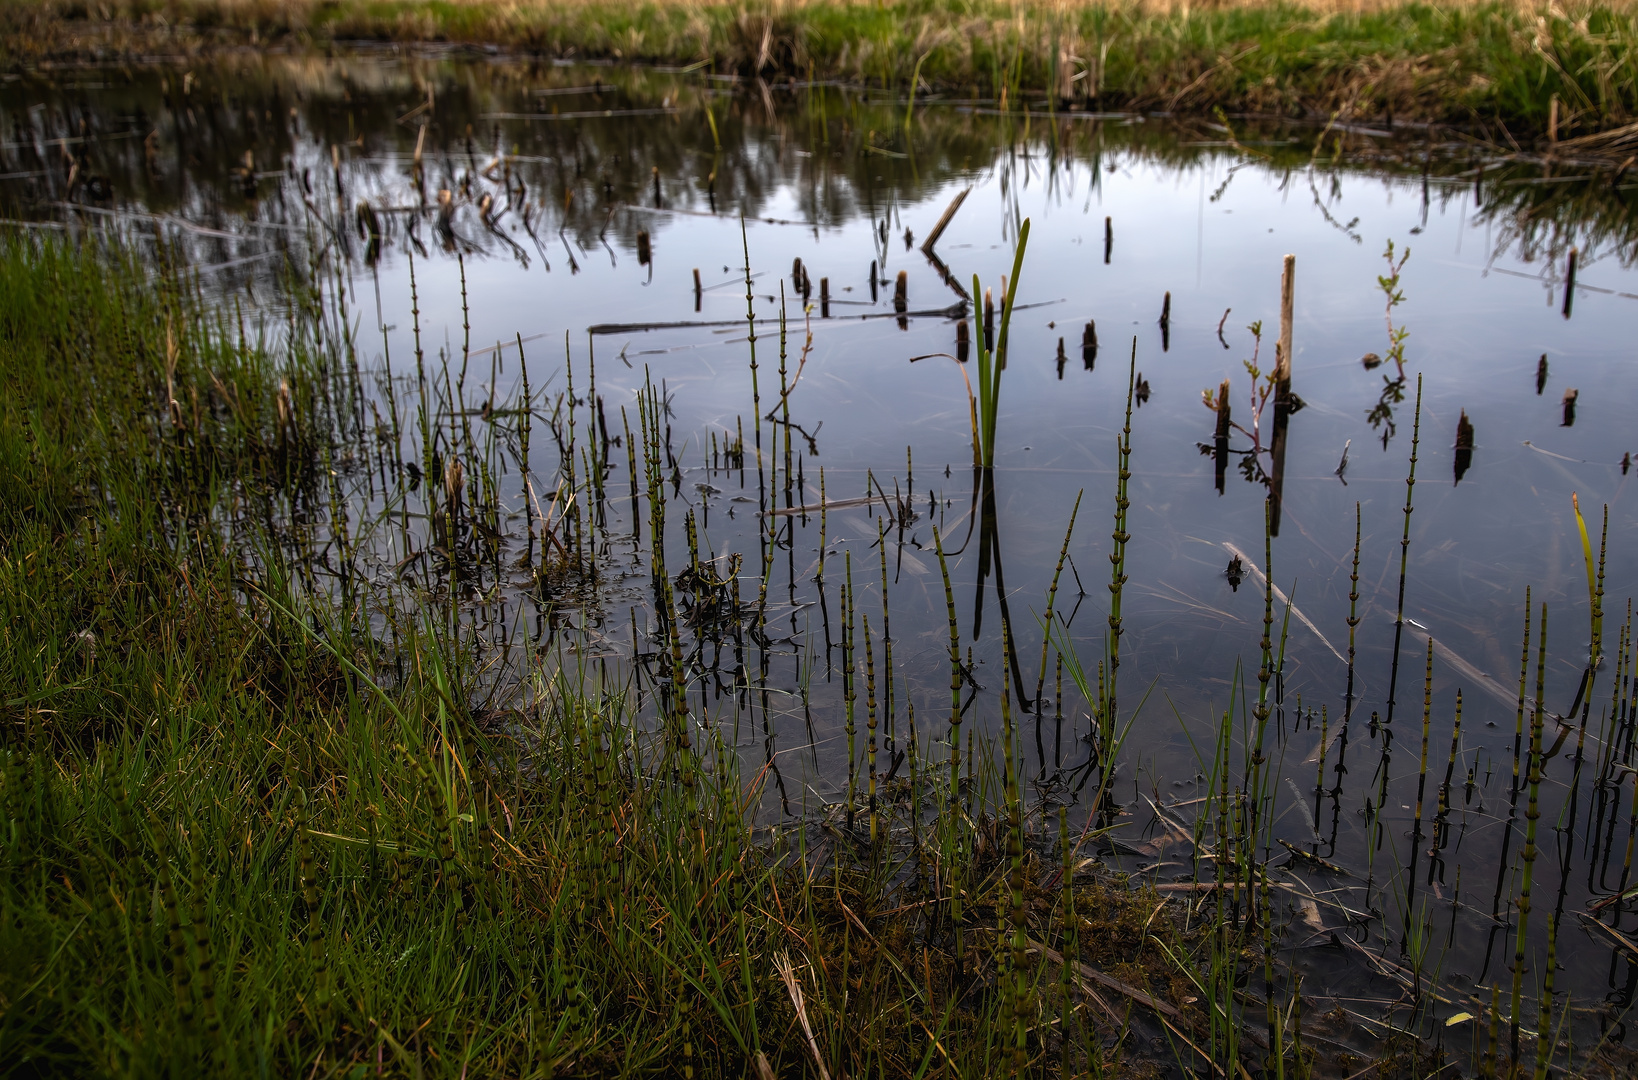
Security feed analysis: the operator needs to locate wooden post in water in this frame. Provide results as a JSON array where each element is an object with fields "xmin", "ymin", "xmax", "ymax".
[
  {"xmin": 894, "ymin": 271, "xmax": 909, "ymax": 330},
  {"xmin": 920, "ymin": 186, "xmax": 971, "ymax": 256},
  {"xmin": 1276, "ymin": 254, "xmax": 1295, "ymax": 399},
  {"xmin": 1269, "ymin": 254, "xmax": 1296, "ymax": 536},
  {"xmin": 820, "ymin": 277, "xmax": 830, "ymax": 318},
  {"xmin": 1103, "ymin": 216, "xmax": 1112, "ymax": 263},
  {"xmin": 693, "ymin": 267, "xmax": 702, "ymax": 312},
  {"xmin": 869, "ymin": 259, "xmax": 878, "ymax": 302}
]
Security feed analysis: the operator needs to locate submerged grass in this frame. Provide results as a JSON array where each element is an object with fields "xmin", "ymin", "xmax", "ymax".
[{"xmin": 10, "ymin": 0, "xmax": 1638, "ymax": 133}]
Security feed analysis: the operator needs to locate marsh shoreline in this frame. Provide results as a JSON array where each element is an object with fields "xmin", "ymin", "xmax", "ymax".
[{"xmin": 8, "ymin": 0, "xmax": 1638, "ymax": 142}]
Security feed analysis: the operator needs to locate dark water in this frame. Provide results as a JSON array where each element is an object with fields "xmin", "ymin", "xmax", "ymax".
[{"xmin": 12, "ymin": 51, "xmax": 1638, "ymax": 1065}]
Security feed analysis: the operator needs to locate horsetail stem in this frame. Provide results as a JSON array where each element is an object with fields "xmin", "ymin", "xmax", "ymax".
[
  {"xmin": 1000, "ymin": 617, "xmax": 1026, "ymax": 1075},
  {"xmin": 1105, "ymin": 345, "xmax": 1136, "ymax": 749},
  {"xmin": 865, "ymin": 611, "xmax": 879, "ymax": 845},
  {"xmin": 843, "ymin": 551, "xmax": 856, "ymax": 829},
  {"xmin": 933, "ymin": 525, "xmax": 963, "ymax": 971},
  {"xmin": 1405, "ymin": 637, "xmax": 1433, "ymax": 970},
  {"xmin": 1037, "ymin": 491, "xmax": 1082, "ymax": 713},
  {"xmin": 1384, "ymin": 374, "xmax": 1425, "ymax": 733},
  {"xmin": 1512, "ymin": 601, "xmax": 1548, "ymax": 1063}
]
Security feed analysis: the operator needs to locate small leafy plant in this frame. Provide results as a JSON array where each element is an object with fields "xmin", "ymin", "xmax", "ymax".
[
  {"xmin": 1365, "ymin": 239, "xmax": 1412, "ymax": 445},
  {"xmin": 1200, "ymin": 320, "xmax": 1280, "ymax": 484}
]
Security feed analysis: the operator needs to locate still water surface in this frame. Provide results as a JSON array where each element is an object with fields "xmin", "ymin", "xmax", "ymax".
[{"xmin": 11, "ymin": 51, "xmax": 1638, "ymax": 1056}]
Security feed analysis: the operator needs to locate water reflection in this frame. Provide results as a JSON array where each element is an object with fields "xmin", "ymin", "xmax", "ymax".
[
  {"xmin": 14, "ymin": 51, "xmax": 1638, "ymax": 1069},
  {"xmin": 9, "ymin": 54, "xmax": 1638, "ymax": 289}
]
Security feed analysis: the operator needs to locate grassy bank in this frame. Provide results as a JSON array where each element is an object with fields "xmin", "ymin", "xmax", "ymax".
[
  {"xmin": 0, "ymin": 236, "xmax": 1240, "ymax": 1076},
  {"xmin": 6, "ymin": 0, "xmax": 1638, "ymax": 136}
]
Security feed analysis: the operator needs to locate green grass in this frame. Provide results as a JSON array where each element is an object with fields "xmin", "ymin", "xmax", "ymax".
[
  {"xmin": 0, "ymin": 233, "xmax": 1212, "ymax": 1076},
  {"xmin": 8, "ymin": 1, "xmax": 1638, "ymax": 133}
]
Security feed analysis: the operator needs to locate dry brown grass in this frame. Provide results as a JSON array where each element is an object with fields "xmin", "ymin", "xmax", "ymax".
[{"xmin": 7, "ymin": 0, "xmax": 1638, "ymax": 131}]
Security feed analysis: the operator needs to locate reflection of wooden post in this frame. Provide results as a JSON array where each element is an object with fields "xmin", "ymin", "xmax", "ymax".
[
  {"xmin": 1269, "ymin": 255, "xmax": 1295, "ymax": 536},
  {"xmin": 1214, "ymin": 378, "xmax": 1231, "ymax": 495},
  {"xmin": 1563, "ymin": 247, "xmax": 1577, "ymax": 319}
]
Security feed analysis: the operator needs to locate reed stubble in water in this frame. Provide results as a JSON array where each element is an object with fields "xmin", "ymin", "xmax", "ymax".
[{"xmin": 7, "ymin": 210, "xmax": 1634, "ymax": 1078}]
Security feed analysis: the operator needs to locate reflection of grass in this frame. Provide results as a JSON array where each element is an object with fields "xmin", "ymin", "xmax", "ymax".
[
  {"xmin": 18, "ymin": 50, "xmax": 1638, "ymax": 277},
  {"xmin": 11, "ymin": 0, "xmax": 1638, "ymax": 129}
]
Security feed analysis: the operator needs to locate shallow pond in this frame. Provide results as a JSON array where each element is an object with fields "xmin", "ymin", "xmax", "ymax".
[{"xmin": 12, "ymin": 50, "xmax": 1638, "ymax": 1066}]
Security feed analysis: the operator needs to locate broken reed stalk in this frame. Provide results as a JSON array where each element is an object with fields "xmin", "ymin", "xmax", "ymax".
[{"xmin": 920, "ymin": 186, "xmax": 971, "ymax": 256}]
